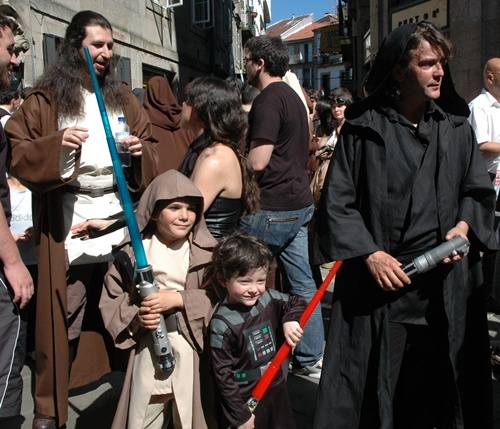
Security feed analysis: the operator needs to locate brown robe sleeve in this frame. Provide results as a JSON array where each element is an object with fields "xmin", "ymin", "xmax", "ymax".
[
  {"xmin": 123, "ymin": 90, "xmax": 159, "ymax": 192},
  {"xmin": 7, "ymin": 91, "xmax": 78, "ymax": 192},
  {"xmin": 100, "ymin": 245, "xmax": 144, "ymax": 350}
]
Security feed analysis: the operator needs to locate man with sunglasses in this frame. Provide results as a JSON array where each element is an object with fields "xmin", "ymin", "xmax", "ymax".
[
  {"xmin": 240, "ymin": 35, "xmax": 324, "ymax": 378},
  {"xmin": 314, "ymin": 22, "xmax": 496, "ymax": 428}
]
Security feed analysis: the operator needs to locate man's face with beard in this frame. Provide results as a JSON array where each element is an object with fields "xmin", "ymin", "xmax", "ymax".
[
  {"xmin": 244, "ymin": 50, "xmax": 261, "ymax": 89},
  {"xmin": 0, "ymin": 24, "xmax": 17, "ymax": 92}
]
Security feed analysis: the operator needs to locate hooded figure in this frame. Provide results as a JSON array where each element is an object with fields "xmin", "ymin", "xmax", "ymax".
[
  {"xmin": 143, "ymin": 77, "xmax": 192, "ymax": 174},
  {"xmin": 347, "ymin": 22, "xmax": 469, "ymax": 118},
  {"xmin": 100, "ymin": 170, "xmax": 218, "ymax": 429},
  {"xmin": 313, "ymin": 22, "xmax": 497, "ymax": 429}
]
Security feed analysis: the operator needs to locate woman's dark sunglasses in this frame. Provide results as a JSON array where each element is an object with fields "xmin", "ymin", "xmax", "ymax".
[{"xmin": 332, "ymin": 97, "xmax": 346, "ymax": 105}]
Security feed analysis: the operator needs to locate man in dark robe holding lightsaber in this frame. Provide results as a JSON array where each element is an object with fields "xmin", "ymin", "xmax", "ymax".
[{"xmin": 314, "ymin": 21, "xmax": 497, "ymax": 429}]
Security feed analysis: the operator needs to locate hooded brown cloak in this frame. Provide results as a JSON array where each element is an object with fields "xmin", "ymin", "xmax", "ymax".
[
  {"xmin": 100, "ymin": 170, "xmax": 219, "ymax": 429},
  {"xmin": 143, "ymin": 77, "xmax": 192, "ymax": 173}
]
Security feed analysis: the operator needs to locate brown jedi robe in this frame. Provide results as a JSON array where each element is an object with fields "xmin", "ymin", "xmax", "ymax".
[
  {"xmin": 6, "ymin": 87, "xmax": 158, "ymax": 424},
  {"xmin": 100, "ymin": 170, "xmax": 219, "ymax": 429},
  {"xmin": 143, "ymin": 76, "xmax": 192, "ymax": 173}
]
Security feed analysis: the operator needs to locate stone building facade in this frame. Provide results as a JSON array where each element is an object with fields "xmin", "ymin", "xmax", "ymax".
[{"xmin": 0, "ymin": 0, "xmax": 270, "ymax": 99}]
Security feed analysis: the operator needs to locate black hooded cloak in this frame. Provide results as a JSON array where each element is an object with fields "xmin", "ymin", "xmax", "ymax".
[{"xmin": 313, "ymin": 22, "xmax": 497, "ymax": 429}]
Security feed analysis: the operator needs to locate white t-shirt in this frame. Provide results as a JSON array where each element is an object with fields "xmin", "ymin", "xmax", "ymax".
[
  {"xmin": 468, "ymin": 88, "xmax": 500, "ymax": 173},
  {"xmin": 9, "ymin": 186, "xmax": 37, "ymax": 266}
]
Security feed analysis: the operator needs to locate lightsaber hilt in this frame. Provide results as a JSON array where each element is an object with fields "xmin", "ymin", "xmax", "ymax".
[
  {"xmin": 401, "ymin": 236, "xmax": 470, "ymax": 278},
  {"xmin": 136, "ymin": 265, "xmax": 176, "ymax": 373}
]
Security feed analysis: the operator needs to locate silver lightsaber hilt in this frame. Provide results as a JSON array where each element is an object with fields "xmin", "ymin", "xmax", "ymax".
[
  {"xmin": 136, "ymin": 265, "xmax": 176, "ymax": 373},
  {"xmin": 401, "ymin": 236, "xmax": 470, "ymax": 278}
]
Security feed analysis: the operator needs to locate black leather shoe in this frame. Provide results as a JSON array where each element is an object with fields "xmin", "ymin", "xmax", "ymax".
[{"xmin": 32, "ymin": 412, "xmax": 57, "ymax": 429}]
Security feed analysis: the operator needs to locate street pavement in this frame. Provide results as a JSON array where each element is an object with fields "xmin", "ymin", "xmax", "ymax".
[{"xmin": 4, "ymin": 276, "xmax": 500, "ymax": 429}]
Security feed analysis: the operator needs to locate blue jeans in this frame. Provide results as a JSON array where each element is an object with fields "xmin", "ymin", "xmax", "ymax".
[{"xmin": 240, "ymin": 204, "xmax": 324, "ymax": 367}]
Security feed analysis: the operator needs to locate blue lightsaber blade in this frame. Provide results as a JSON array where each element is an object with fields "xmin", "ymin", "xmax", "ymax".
[
  {"xmin": 83, "ymin": 47, "xmax": 146, "ymax": 268},
  {"xmin": 83, "ymin": 47, "xmax": 175, "ymax": 372}
]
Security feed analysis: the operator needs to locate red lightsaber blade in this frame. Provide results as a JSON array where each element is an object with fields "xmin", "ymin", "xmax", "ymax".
[{"xmin": 245, "ymin": 260, "xmax": 343, "ymax": 412}]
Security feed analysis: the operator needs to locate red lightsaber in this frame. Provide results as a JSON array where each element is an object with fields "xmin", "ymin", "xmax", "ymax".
[{"xmin": 245, "ymin": 260, "xmax": 344, "ymax": 412}]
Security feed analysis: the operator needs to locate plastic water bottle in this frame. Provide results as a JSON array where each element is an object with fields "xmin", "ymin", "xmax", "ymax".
[{"xmin": 115, "ymin": 116, "xmax": 131, "ymax": 167}]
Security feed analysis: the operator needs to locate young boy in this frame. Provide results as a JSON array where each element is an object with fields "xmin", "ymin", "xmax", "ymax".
[
  {"xmin": 100, "ymin": 170, "xmax": 218, "ymax": 429},
  {"xmin": 209, "ymin": 231, "xmax": 307, "ymax": 429}
]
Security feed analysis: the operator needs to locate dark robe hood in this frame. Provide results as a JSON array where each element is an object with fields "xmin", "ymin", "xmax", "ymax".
[{"xmin": 346, "ymin": 22, "xmax": 469, "ymax": 120}]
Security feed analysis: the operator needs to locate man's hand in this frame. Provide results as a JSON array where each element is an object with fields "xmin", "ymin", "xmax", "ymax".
[
  {"xmin": 0, "ymin": 210, "xmax": 34, "ymax": 309},
  {"xmin": 12, "ymin": 226, "xmax": 33, "ymax": 243},
  {"xmin": 62, "ymin": 125, "xmax": 89, "ymax": 149},
  {"xmin": 120, "ymin": 135, "xmax": 142, "ymax": 158},
  {"xmin": 70, "ymin": 218, "xmax": 116, "ymax": 240},
  {"xmin": 4, "ymin": 260, "xmax": 34, "ymax": 309},
  {"xmin": 443, "ymin": 221, "xmax": 470, "ymax": 264},
  {"xmin": 364, "ymin": 250, "xmax": 411, "ymax": 292}
]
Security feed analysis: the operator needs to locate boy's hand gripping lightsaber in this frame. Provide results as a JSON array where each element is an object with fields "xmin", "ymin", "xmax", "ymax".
[
  {"xmin": 84, "ymin": 47, "xmax": 175, "ymax": 373},
  {"xmin": 245, "ymin": 260, "xmax": 344, "ymax": 413}
]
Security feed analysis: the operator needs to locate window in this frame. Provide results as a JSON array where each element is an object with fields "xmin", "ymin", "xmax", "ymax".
[
  {"xmin": 303, "ymin": 68, "xmax": 311, "ymax": 88},
  {"xmin": 42, "ymin": 34, "xmax": 63, "ymax": 68},
  {"xmin": 192, "ymin": 0, "xmax": 211, "ymax": 25},
  {"xmin": 150, "ymin": 0, "xmax": 183, "ymax": 9},
  {"xmin": 116, "ymin": 56, "xmax": 132, "ymax": 86},
  {"xmin": 363, "ymin": 30, "xmax": 371, "ymax": 63},
  {"xmin": 142, "ymin": 64, "xmax": 176, "ymax": 87}
]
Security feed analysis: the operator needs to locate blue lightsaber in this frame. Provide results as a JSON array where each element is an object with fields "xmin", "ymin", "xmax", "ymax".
[{"xmin": 84, "ymin": 47, "xmax": 175, "ymax": 372}]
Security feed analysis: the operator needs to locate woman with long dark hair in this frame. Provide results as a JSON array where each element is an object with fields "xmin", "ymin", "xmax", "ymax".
[{"xmin": 178, "ymin": 76, "xmax": 259, "ymax": 239}]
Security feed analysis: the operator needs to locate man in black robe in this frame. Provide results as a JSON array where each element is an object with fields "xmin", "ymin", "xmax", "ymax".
[{"xmin": 313, "ymin": 22, "xmax": 497, "ymax": 429}]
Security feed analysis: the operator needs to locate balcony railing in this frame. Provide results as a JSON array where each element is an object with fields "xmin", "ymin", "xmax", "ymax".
[{"xmin": 314, "ymin": 53, "xmax": 343, "ymax": 66}]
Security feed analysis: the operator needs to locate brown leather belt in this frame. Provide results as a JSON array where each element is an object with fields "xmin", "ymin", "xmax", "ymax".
[
  {"xmin": 164, "ymin": 313, "xmax": 179, "ymax": 333},
  {"xmin": 64, "ymin": 184, "xmax": 118, "ymax": 197}
]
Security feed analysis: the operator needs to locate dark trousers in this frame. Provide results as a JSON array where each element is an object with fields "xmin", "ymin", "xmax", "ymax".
[{"xmin": 0, "ymin": 270, "xmax": 27, "ymax": 418}]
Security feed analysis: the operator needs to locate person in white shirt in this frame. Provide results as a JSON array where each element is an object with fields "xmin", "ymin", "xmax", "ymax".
[
  {"xmin": 0, "ymin": 90, "xmax": 20, "ymax": 126},
  {"xmin": 468, "ymin": 57, "xmax": 500, "ymax": 314},
  {"xmin": 469, "ymin": 58, "xmax": 500, "ymax": 181}
]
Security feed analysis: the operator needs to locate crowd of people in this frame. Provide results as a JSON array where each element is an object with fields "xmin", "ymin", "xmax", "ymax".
[{"xmin": 0, "ymin": 8, "xmax": 499, "ymax": 429}]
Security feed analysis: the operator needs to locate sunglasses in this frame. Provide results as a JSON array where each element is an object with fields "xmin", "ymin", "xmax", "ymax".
[{"xmin": 331, "ymin": 97, "xmax": 346, "ymax": 105}]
